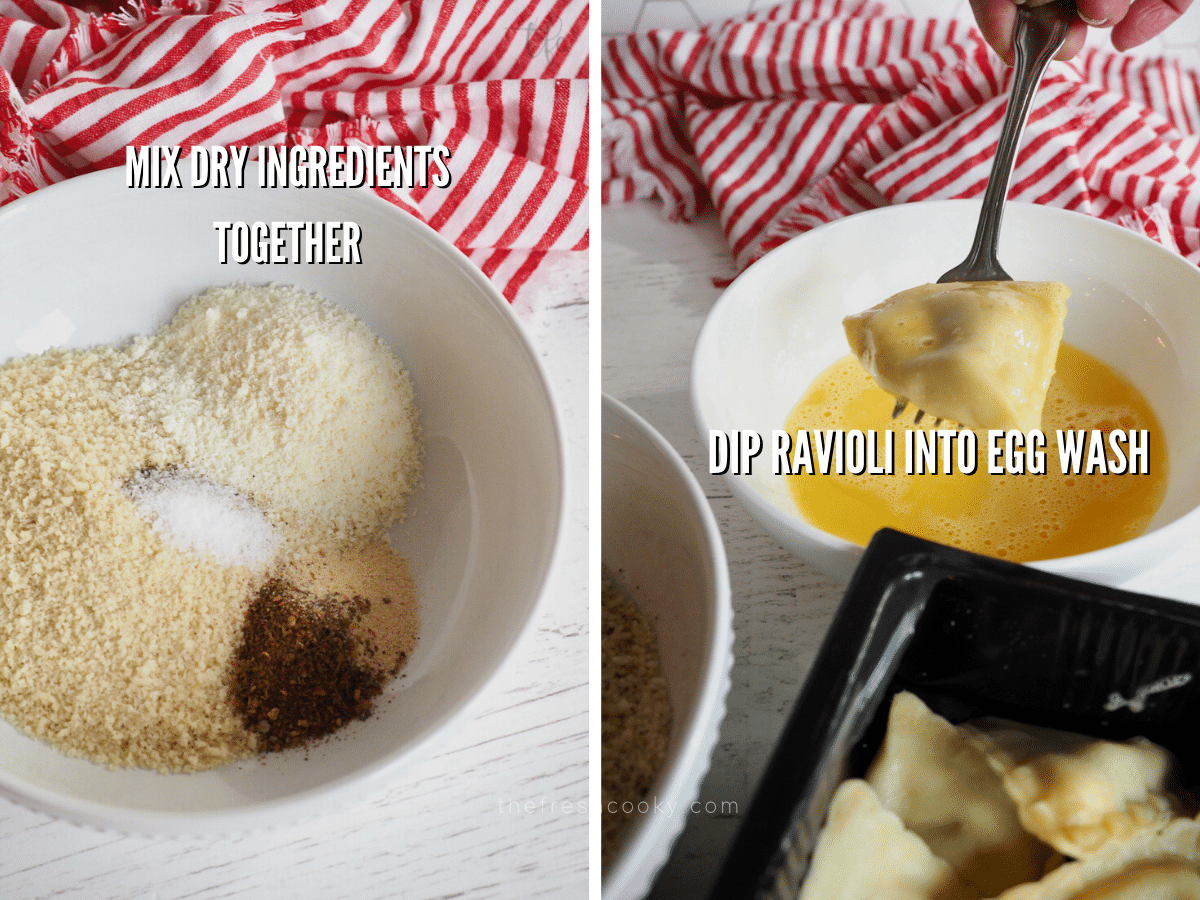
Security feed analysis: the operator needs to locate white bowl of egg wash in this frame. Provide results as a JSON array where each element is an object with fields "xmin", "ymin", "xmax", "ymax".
[
  {"xmin": 601, "ymin": 394, "xmax": 734, "ymax": 900},
  {"xmin": 692, "ymin": 200, "xmax": 1200, "ymax": 586},
  {"xmin": 0, "ymin": 165, "xmax": 564, "ymax": 832}
]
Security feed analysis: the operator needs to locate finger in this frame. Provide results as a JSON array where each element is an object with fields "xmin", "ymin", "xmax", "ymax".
[
  {"xmin": 1056, "ymin": 19, "xmax": 1089, "ymax": 58},
  {"xmin": 971, "ymin": 0, "xmax": 1020, "ymax": 64},
  {"xmin": 1111, "ymin": 0, "xmax": 1194, "ymax": 49},
  {"xmin": 1074, "ymin": 0, "xmax": 1132, "ymax": 26},
  {"xmin": 972, "ymin": 0, "xmax": 1089, "ymax": 63}
]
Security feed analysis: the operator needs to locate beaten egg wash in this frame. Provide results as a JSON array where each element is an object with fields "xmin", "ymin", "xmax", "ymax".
[{"xmin": 785, "ymin": 344, "xmax": 1168, "ymax": 561}]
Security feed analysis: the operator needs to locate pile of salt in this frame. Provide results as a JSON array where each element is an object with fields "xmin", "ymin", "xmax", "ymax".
[{"xmin": 125, "ymin": 469, "xmax": 280, "ymax": 571}]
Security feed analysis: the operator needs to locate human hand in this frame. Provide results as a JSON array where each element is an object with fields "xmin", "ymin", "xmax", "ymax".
[{"xmin": 969, "ymin": 0, "xmax": 1195, "ymax": 63}]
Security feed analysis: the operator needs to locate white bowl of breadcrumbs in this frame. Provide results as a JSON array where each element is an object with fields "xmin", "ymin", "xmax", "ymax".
[
  {"xmin": 601, "ymin": 394, "xmax": 734, "ymax": 900},
  {"xmin": 0, "ymin": 167, "xmax": 564, "ymax": 834}
]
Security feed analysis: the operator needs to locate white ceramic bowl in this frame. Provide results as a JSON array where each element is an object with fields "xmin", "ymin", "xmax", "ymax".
[
  {"xmin": 692, "ymin": 200, "xmax": 1200, "ymax": 585},
  {"xmin": 601, "ymin": 394, "xmax": 734, "ymax": 900},
  {"xmin": 0, "ymin": 167, "xmax": 565, "ymax": 833}
]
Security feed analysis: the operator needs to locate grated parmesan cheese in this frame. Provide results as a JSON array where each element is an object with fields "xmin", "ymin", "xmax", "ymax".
[{"xmin": 119, "ymin": 284, "xmax": 422, "ymax": 546}]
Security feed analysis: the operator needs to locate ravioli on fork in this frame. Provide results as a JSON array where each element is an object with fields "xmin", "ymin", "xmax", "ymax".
[{"xmin": 842, "ymin": 281, "xmax": 1070, "ymax": 432}]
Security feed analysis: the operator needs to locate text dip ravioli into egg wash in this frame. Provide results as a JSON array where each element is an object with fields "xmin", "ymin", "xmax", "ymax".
[{"xmin": 708, "ymin": 279, "xmax": 1168, "ymax": 564}]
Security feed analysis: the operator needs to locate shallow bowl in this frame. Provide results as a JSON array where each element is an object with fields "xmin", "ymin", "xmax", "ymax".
[
  {"xmin": 0, "ymin": 166, "xmax": 565, "ymax": 832},
  {"xmin": 601, "ymin": 394, "xmax": 734, "ymax": 900},
  {"xmin": 691, "ymin": 200, "xmax": 1200, "ymax": 584}
]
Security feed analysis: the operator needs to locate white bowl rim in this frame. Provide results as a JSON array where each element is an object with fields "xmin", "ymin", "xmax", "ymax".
[
  {"xmin": 690, "ymin": 200, "xmax": 1200, "ymax": 581},
  {"xmin": 0, "ymin": 168, "xmax": 570, "ymax": 835},
  {"xmin": 601, "ymin": 393, "xmax": 735, "ymax": 900}
]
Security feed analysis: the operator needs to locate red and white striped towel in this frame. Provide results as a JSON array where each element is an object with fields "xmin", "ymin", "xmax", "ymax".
[
  {"xmin": 601, "ymin": 0, "xmax": 1200, "ymax": 273},
  {"xmin": 0, "ymin": 0, "xmax": 589, "ymax": 300}
]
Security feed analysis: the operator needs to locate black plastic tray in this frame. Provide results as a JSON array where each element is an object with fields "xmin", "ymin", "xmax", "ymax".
[{"xmin": 706, "ymin": 528, "xmax": 1200, "ymax": 900}]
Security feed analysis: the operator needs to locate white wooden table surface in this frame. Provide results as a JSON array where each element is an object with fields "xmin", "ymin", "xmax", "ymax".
[
  {"xmin": 601, "ymin": 198, "xmax": 1200, "ymax": 900},
  {"xmin": 0, "ymin": 253, "xmax": 591, "ymax": 900}
]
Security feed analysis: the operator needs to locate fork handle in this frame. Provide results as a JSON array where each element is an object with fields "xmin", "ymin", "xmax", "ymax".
[{"xmin": 937, "ymin": 2, "xmax": 1072, "ymax": 283}]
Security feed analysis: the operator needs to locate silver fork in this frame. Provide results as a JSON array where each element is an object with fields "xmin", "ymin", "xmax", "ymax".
[{"xmin": 893, "ymin": 0, "xmax": 1074, "ymax": 424}]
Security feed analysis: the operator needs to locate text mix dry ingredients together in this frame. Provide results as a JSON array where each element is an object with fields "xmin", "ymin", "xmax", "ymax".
[{"xmin": 0, "ymin": 284, "xmax": 421, "ymax": 772}]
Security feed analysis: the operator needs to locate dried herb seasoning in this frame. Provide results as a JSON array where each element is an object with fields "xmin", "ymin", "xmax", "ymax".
[{"xmin": 229, "ymin": 578, "xmax": 387, "ymax": 752}]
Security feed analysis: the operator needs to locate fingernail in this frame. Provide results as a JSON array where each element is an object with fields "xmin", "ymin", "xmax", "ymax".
[{"xmin": 1079, "ymin": 13, "xmax": 1110, "ymax": 26}]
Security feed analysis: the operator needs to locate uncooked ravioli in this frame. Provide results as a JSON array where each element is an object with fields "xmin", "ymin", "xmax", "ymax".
[
  {"xmin": 994, "ymin": 817, "xmax": 1200, "ymax": 900},
  {"xmin": 797, "ymin": 779, "xmax": 978, "ymax": 900},
  {"xmin": 961, "ymin": 719, "xmax": 1184, "ymax": 859},
  {"xmin": 842, "ymin": 280, "xmax": 1069, "ymax": 431},
  {"xmin": 866, "ymin": 693, "xmax": 1054, "ymax": 895}
]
